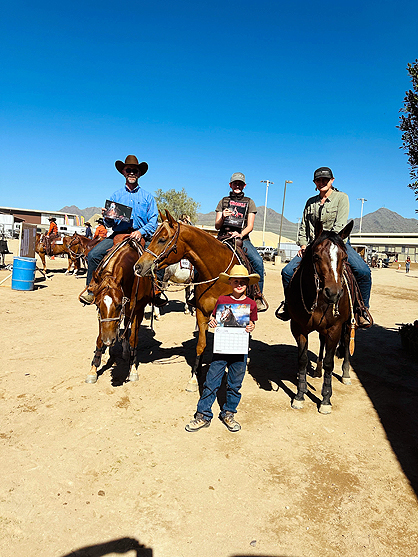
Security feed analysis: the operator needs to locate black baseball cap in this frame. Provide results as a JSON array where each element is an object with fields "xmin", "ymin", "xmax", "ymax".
[{"xmin": 313, "ymin": 167, "xmax": 334, "ymax": 180}]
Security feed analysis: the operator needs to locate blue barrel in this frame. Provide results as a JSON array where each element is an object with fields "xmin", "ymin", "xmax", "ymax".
[{"xmin": 11, "ymin": 257, "xmax": 37, "ymax": 291}]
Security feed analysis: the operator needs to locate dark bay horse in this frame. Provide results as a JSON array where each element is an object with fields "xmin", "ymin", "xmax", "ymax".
[
  {"xmin": 35, "ymin": 233, "xmax": 80, "ymax": 274},
  {"xmin": 288, "ymin": 220, "xmax": 354, "ymax": 413},
  {"xmin": 84, "ymin": 238, "xmax": 153, "ymax": 385},
  {"xmin": 134, "ymin": 210, "xmax": 241, "ymax": 391}
]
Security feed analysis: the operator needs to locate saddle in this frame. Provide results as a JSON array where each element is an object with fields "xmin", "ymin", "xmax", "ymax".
[{"xmin": 343, "ymin": 263, "xmax": 373, "ymax": 328}]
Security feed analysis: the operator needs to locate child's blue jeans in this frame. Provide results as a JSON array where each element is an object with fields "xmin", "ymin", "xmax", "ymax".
[{"xmin": 196, "ymin": 354, "xmax": 247, "ymax": 420}]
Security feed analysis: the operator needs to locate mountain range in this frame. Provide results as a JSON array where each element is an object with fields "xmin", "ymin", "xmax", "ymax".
[{"xmin": 60, "ymin": 205, "xmax": 418, "ymax": 241}]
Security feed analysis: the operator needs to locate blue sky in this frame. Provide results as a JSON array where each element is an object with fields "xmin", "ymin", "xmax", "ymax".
[{"xmin": 1, "ymin": 0, "xmax": 417, "ymax": 223}]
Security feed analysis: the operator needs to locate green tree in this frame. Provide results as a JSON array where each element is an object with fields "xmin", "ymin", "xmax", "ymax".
[
  {"xmin": 399, "ymin": 59, "xmax": 418, "ymax": 208},
  {"xmin": 154, "ymin": 188, "xmax": 200, "ymax": 223}
]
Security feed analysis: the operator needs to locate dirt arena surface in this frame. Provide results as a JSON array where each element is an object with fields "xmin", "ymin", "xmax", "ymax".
[{"xmin": 1, "ymin": 241, "xmax": 418, "ymax": 557}]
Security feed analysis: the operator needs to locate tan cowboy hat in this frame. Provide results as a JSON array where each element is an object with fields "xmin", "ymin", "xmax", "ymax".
[
  {"xmin": 218, "ymin": 264, "xmax": 260, "ymax": 285},
  {"xmin": 115, "ymin": 155, "xmax": 148, "ymax": 176}
]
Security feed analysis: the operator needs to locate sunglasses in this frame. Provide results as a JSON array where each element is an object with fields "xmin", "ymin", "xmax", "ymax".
[{"xmin": 124, "ymin": 167, "xmax": 139, "ymax": 175}]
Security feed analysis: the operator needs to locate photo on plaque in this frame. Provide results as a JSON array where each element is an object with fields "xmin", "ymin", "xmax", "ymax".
[
  {"xmin": 104, "ymin": 200, "xmax": 132, "ymax": 223},
  {"xmin": 222, "ymin": 199, "xmax": 249, "ymax": 229},
  {"xmin": 215, "ymin": 303, "xmax": 251, "ymax": 328}
]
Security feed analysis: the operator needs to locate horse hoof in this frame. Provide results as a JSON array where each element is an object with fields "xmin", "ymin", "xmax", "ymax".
[
  {"xmin": 292, "ymin": 399, "xmax": 304, "ymax": 409},
  {"xmin": 186, "ymin": 378, "xmax": 198, "ymax": 392},
  {"xmin": 129, "ymin": 373, "xmax": 139, "ymax": 382},
  {"xmin": 342, "ymin": 377, "xmax": 352, "ymax": 385},
  {"xmin": 319, "ymin": 404, "xmax": 332, "ymax": 414},
  {"xmin": 85, "ymin": 375, "xmax": 98, "ymax": 384}
]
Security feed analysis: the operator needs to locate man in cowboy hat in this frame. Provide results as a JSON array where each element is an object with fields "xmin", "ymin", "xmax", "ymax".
[
  {"xmin": 185, "ymin": 265, "xmax": 259, "ymax": 433},
  {"xmin": 80, "ymin": 155, "xmax": 161, "ymax": 305},
  {"xmin": 44, "ymin": 217, "xmax": 59, "ymax": 256}
]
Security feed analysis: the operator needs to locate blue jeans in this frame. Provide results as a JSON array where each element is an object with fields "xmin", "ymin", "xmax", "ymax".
[
  {"xmin": 281, "ymin": 241, "xmax": 371, "ymax": 307},
  {"xmin": 243, "ymin": 239, "xmax": 264, "ymax": 292},
  {"xmin": 196, "ymin": 354, "xmax": 247, "ymax": 420},
  {"xmin": 86, "ymin": 238, "xmax": 115, "ymax": 285}
]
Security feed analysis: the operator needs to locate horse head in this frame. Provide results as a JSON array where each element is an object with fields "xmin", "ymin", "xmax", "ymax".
[
  {"xmin": 311, "ymin": 221, "xmax": 353, "ymax": 304},
  {"xmin": 91, "ymin": 276, "xmax": 129, "ymax": 346},
  {"xmin": 134, "ymin": 210, "xmax": 182, "ymax": 277}
]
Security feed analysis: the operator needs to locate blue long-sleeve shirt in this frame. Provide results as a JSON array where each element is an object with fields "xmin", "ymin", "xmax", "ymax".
[{"xmin": 104, "ymin": 184, "xmax": 158, "ymax": 238}]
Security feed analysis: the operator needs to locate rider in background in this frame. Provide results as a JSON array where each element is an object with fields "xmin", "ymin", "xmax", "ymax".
[
  {"xmin": 276, "ymin": 167, "xmax": 371, "ymax": 326},
  {"xmin": 44, "ymin": 217, "xmax": 59, "ymax": 256},
  {"xmin": 215, "ymin": 172, "xmax": 265, "ymax": 311},
  {"xmin": 84, "ymin": 222, "xmax": 93, "ymax": 239},
  {"xmin": 94, "ymin": 218, "xmax": 108, "ymax": 239},
  {"xmin": 80, "ymin": 155, "xmax": 161, "ymax": 305}
]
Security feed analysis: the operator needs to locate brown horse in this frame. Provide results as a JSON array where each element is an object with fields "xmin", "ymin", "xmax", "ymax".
[
  {"xmin": 84, "ymin": 238, "xmax": 153, "ymax": 385},
  {"xmin": 134, "ymin": 210, "xmax": 241, "ymax": 391},
  {"xmin": 67, "ymin": 233, "xmax": 103, "ymax": 271},
  {"xmin": 35, "ymin": 233, "xmax": 80, "ymax": 274},
  {"xmin": 287, "ymin": 220, "xmax": 354, "ymax": 414}
]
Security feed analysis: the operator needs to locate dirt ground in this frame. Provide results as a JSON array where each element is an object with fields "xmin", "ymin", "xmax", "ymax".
[{"xmin": 1, "ymin": 241, "xmax": 418, "ymax": 557}]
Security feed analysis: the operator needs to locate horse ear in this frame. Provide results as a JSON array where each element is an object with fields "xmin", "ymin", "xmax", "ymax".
[
  {"xmin": 339, "ymin": 220, "xmax": 354, "ymax": 240},
  {"xmin": 314, "ymin": 221, "xmax": 323, "ymax": 239},
  {"xmin": 159, "ymin": 209, "xmax": 166, "ymax": 222},
  {"xmin": 165, "ymin": 210, "xmax": 177, "ymax": 227}
]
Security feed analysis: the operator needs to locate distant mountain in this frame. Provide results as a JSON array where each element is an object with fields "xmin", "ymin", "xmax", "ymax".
[
  {"xmin": 60, "ymin": 205, "xmax": 102, "ymax": 221},
  {"xmin": 351, "ymin": 208, "xmax": 418, "ymax": 233},
  {"xmin": 197, "ymin": 206, "xmax": 299, "ymax": 241}
]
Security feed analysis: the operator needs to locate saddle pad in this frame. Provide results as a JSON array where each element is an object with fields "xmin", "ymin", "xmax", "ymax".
[{"xmin": 55, "ymin": 239, "xmax": 64, "ymax": 245}]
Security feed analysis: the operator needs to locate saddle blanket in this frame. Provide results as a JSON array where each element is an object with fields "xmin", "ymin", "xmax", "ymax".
[{"xmin": 54, "ymin": 239, "xmax": 64, "ymax": 245}]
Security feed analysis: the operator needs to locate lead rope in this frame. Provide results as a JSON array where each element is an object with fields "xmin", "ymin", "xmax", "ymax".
[{"xmin": 343, "ymin": 271, "xmax": 356, "ymax": 356}]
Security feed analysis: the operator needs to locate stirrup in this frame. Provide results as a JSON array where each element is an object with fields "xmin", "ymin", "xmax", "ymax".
[{"xmin": 275, "ymin": 300, "xmax": 290, "ymax": 321}]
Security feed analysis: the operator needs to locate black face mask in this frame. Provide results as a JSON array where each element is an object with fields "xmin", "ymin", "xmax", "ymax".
[{"xmin": 229, "ymin": 190, "xmax": 245, "ymax": 200}]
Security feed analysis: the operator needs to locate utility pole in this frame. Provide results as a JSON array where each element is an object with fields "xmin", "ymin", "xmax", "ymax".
[
  {"xmin": 358, "ymin": 198, "xmax": 367, "ymax": 234},
  {"xmin": 260, "ymin": 180, "xmax": 273, "ymax": 246},
  {"xmin": 278, "ymin": 180, "xmax": 293, "ymax": 253}
]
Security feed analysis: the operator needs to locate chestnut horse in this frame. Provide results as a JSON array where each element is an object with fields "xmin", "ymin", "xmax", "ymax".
[
  {"xmin": 35, "ymin": 233, "xmax": 80, "ymax": 274},
  {"xmin": 84, "ymin": 238, "xmax": 153, "ymax": 385},
  {"xmin": 288, "ymin": 221, "xmax": 354, "ymax": 414},
  {"xmin": 134, "ymin": 210, "xmax": 241, "ymax": 391},
  {"xmin": 67, "ymin": 233, "xmax": 103, "ymax": 271}
]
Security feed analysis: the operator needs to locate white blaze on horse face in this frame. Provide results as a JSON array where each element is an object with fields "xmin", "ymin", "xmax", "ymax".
[
  {"xmin": 103, "ymin": 295, "xmax": 113, "ymax": 314},
  {"xmin": 329, "ymin": 243, "xmax": 339, "ymax": 283}
]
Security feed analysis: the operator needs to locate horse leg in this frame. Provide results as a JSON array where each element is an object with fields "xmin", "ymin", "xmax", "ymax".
[
  {"xmin": 186, "ymin": 308, "xmax": 207, "ymax": 392},
  {"xmin": 319, "ymin": 337, "xmax": 338, "ymax": 413},
  {"xmin": 314, "ymin": 334, "xmax": 325, "ymax": 378},
  {"xmin": 65, "ymin": 255, "xmax": 72, "ymax": 274},
  {"xmin": 128, "ymin": 308, "xmax": 145, "ymax": 382},
  {"xmin": 184, "ymin": 286, "xmax": 191, "ymax": 314},
  {"xmin": 340, "ymin": 323, "xmax": 352, "ymax": 385},
  {"xmin": 292, "ymin": 330, "xmax": 309, "ymax": 409},
  {"xmin": 86, "ymin": 337, "xmax": 106, "ymax": 384},
  {"xmin": 40, "ymin": 252, "xmax": 47, "ymax": 273}
]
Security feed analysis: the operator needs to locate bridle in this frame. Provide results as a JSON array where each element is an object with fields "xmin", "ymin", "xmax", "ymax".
[
  {"xmin": 135, "ymin": 222, "xmax": 181, "ymax": 278},
  {"xmin": 299, "ymin": 239, "xmax": 346, "ymax": 317}
]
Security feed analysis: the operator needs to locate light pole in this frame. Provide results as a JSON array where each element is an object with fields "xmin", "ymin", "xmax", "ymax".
[
  {"xmin": 278, "ymin": 180, "xmax": 293, "ymax": 254},
  {"xmin": 358, "ymin": 198, "xmax": 367, "ymax": 234},
  {"xmin": 260, "ymin": 180, "xmax": 273, "ymax": 246}
]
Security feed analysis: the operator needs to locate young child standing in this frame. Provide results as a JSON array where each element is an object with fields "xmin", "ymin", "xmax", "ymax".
[{"xmin": 185, "ymin": 265, "xmax": 259, "ymax": 433}]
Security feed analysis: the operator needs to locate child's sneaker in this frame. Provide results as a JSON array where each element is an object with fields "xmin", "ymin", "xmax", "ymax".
[
  {"xmin": 219, "ymin": 411, "xmax": 241, "ymax": 432},
  {"xmin": 185, "ymin": 413, "xmax": 211, "ymax": 432}
]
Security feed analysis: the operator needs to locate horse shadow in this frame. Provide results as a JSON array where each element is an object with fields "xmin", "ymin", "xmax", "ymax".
[
  {"xmin": 247, "ymin": 338, "xmax": 324, "ymax": 407},
  {"xmin": 349, "ymin": 323, "xmax": 418, "ymax": 496},
  {"xmin": 59, "ymin": 536, "xmax": 152, "ymax": 556}
]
